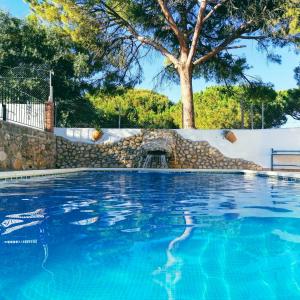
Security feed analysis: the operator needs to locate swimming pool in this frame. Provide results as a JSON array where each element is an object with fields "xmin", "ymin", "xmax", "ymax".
[{"xmin": 1, "ymin": 171, "xmax": 300, "ymax": 300}]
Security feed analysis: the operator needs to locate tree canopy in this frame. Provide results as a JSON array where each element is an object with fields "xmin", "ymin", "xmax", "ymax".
[
  {"xmin": 1, "ymin": 8, "xmax": 299, "ymax": 130},
  {"xmin": 88, "ymin": 88, "xmax": 176, "ymax": 128},
  {"xmin": 26, "ymin": 0, "xmax": 299, "ymax": 128},
  {"xmin": 88, "ymin": 85, "xmax": 298, "ymax": 129},
  {"xmin": 276, "ymin": 89, "xmax": 300, "ymax": 121},
  {"xmin": 0, "ymin": 10, "xmax": 140, "ymax": 126},
  {"xmin": 171, "ymin": 85, "xmax": 289, "ymax": 129}
]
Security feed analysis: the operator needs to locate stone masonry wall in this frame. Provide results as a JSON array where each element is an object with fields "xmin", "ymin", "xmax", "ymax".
[
  {"xmin": 56, "ymin": 134, "xmax": 144, "ymax": 168},
  {"xmin": 171, "ymin": 131, "xmax": 261, "ymax": 170},
  {"xmin": 0, "ymin": 121, "xmax": 56, "ymax": 171},
  {"xmin": 0, "ymin": 123, "xmax": 262, "ymax": 171},
  {"xmin": 56, "ymin": 129, "xmax": 262, "ymax": 170}
]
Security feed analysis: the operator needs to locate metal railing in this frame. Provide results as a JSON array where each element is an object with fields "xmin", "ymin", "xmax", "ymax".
[
  {"xmin": 271, "ymin": 149, "xmax": 300, "ymax": 170},
  {"xmin": 0, "ymin": 84, "xmax": 46, "ymax": 130}
]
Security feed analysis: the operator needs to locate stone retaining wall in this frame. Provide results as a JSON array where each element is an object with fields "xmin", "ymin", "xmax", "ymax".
[
  {"xmin": 56, "ymin": 134, "xmax": 144, "ymax": 168},
  {"xmin": 56, "ymin": 129, "xmax": 262, "ymax": 170},
  {"xmin": 0, "ymin": 122, "xmax": 262, "ymax": 171},
  {"xmin": 172, "ymin": 131, "xmax": 261, "ymax": 170},
  {"xmin": 0, "ymin": 121, "xmax": 56, "ymax": 170}
]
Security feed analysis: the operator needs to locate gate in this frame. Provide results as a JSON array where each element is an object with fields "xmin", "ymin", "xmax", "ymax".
[
  {"xmin": 0, "ymin": 85, "xmax": 46, "ymax": 130},
  {"xmin": 0, "ymin": 65, "xmax": 53, "ymax": 131}
]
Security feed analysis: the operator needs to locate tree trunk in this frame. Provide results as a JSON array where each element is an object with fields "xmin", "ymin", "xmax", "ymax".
[{"xmin": 179, "ymin": 66, "xmax": 195, "ymax": 128}]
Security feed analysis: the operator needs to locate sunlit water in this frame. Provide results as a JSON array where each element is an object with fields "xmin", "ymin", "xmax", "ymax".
[{"xmin": 1, "ymin": 171, "xmax": 300, "ymax": 300}]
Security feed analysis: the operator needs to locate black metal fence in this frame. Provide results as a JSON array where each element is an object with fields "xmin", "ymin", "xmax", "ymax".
[
  {"xmin": 0, "ymin": 65, "xmax": 51, "ymax": 130},
  {"xmin": 0, "ymin": 84, "xmax": 46, "ymax": 130},
  {"xmin": 271, "ymin": 149, "xmax": 300, "ymax": 170}
]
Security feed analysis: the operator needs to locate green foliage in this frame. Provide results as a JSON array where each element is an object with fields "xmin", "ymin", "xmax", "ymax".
[
  {"xmin": 295, "ymin": 65, "xmax": 300, "ymax": 86},
  {"xmin": 172, "ymin": 85, "xmax": 288, "ymax": 129},
  {"xmin": 0, "ymin": 10, "xmax": 139, "ymax": 127},
  {"xmin": 59, "ymin": 84, "xmax": 300, "ymax": 129},
  {"xmin": 282, "ymin": 0, "xmax": 300, "ymax": 35},
  {"xmin": 171, "ymin": 87, "xmax": 241, "ymax": 129},
  {"xmin": 88, "ymin": 89, "xmax": 177, "ymax": 128},
  {"xmin": 0, "ymin": 11, "xmax": 98, "ymax": 126},
  {"xmin": 0, "ymin": 6, "xmax": 298, "ymax": 130},
  {"xmin": 26, "ymin": 0, "xmax": 299, "ymax": 85},
  {"xmin": 25, "ymin": 0, "xmax": 299, "ymax": 128},
  {"xmin": 194, "ymin": 87, "xmax": 243, "ymax": 129},
  {"xmin": 26, "ymin": 0, "xmax": 143, "ymax": 86},
  {"xmin": 276, "ymin": 89, "xmax": 300, "ymax": 121}
]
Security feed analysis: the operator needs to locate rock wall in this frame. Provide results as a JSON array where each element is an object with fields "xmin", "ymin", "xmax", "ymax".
[
  {"xmin": 171, "ymin": 131, "xmax": 261, "ymax": 170},
  {"xmin": 56, "ymin": 129, "xmax": 262, "ymax": 170},
  {"xmin": 0, "ymin": 122, "xmax": 262, "ymax": 171},
  {"xmin": 56, "ymin": 134, "xmax": 144, "ymax": 168},
  {"xmin": 0, "ymin": 121, "xmax": 56, "ymax": 171}
]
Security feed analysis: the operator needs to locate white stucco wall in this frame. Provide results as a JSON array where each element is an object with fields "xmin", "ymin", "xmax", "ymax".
[
  {"xmin": 176, "ymin": 129, "xmax": 300, "ymax": 168},
  {"xmin": 54, "ymin": 127, "xmax": 300, "ymax": 168},
  {"xmin": 54, "ymin": 128, "xmax": 141, "ymax": 144}
]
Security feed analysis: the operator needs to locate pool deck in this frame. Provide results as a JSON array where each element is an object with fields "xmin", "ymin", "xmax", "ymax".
[{"xmin": 0, "ymin": 168, "xmax": 300, "ymax": 182}]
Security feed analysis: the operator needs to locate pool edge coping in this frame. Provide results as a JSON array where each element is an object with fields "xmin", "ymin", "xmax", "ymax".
[{"xmin": 1, "ymin": 168, "xmax": 300, "ymax": 182}]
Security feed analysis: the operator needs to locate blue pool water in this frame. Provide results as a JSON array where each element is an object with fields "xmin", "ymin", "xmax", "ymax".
[{"xmin": 1, "ymin": 171, "xmax": 300, "ymax": 300}]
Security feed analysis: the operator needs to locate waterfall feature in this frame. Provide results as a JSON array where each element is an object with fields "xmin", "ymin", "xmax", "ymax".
[
  {"xmin": 139, "ymin": 132, "xmax": 174, "ymax": 169},
  {"xmin": 140, "ymin": 151, "xmax": 168, "ymax": 169}
]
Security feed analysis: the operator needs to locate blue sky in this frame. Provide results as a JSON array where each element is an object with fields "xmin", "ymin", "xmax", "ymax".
[{"xmin": 1, "ymin": 0, "xmax": 299, "ymax": 127}]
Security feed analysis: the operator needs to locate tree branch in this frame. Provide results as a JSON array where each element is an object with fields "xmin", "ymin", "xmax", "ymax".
[
  {"xmin": 193, "ymin": 21, "xmax": 253, "ymax": 66},
  {"xmin": 100, "ymin": 1, "xmax": 179, "ymax": 67},
  {"xmin": 240, "ymin": 35, "xmax": 268, "ymax": 40},
  {"xmin": 157, "ymin": 0, "xmax": 188, "ymax": 52},
  {"xmin": 187, "ymin": 0, "xmax": 207, "ymax": 64},
  {"xmin": 202, "ymin": 0, "xmax": 228, "ymax": 23},
  {"xmin": 225, "ymin": 45, "xmax": 247, "ymax": 50},
  {"xmin": 135, "ymin": 35, "xmax": 178, "ymax": 66}
]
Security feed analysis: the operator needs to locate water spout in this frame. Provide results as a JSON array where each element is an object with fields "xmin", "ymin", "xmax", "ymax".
[
  {"xmin": 160, "ymin": 155, "xmax": 168, "ymax": 168},
  {"xmin": 141, "ymin": 153, "xmax": 168, "ymax": 169},
  {"xmin": 143, "ymin": 154, "xmax": 153, "ymax": 168}
]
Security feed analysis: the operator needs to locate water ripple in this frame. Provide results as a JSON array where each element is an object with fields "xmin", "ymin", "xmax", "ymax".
[{"xmin": 0, "ymin": 172, "xmax": 300, "ymax": 300}]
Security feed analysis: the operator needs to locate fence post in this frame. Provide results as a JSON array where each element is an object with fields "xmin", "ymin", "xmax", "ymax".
[
  {"xmin": 271, "ymin": 148, "xmax": 274, "ymax": 171},
  {"xmin": 2, "ymin": 104, "xmax": 7, "ymax": 121},
  {"xmin": 45, "ymin": 100, "xmax": 54, "ymax": 132}
]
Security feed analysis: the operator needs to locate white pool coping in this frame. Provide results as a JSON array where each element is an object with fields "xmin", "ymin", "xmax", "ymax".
[
  {"xmin": 0, "ymin": 168, "xmax": 88, "ymax": 180},
  {"xmin": 0, "ymin": 168, "xmax": 300, "ymax": 182}
]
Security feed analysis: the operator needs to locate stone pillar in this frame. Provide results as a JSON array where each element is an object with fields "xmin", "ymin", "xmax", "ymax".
[{"xmin": 45, "ymin": 101, "xmax": 54, "ymax": 132}]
